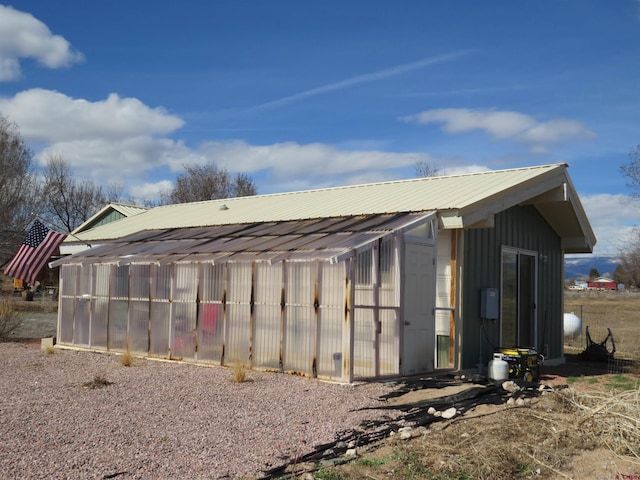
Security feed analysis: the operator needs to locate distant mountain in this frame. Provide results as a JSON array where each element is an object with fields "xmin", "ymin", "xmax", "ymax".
[{"xmin": 564, "ymin": 255, "xmax": 619, "ymax": 280}]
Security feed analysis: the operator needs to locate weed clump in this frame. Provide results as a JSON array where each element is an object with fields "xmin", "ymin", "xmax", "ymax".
[{"xmin": 83, "ymin": 373, "xmax": 113, "ymax": 389}]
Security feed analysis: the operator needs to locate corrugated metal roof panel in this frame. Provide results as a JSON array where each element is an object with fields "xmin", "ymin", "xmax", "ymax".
[{"xmin": 69, "ymin": 164, "xmax": 567, "ymax": 242}]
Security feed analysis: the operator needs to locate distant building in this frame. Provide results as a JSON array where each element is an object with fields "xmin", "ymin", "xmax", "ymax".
[{"xmin": 587, "ymin": 277, "xmax": 617, "ymax": 290}]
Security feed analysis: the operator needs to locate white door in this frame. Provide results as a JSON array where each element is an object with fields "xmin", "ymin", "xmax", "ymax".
[{"xmin": 403, "ymin": 242, "xmax": 436, "ymax": 374}]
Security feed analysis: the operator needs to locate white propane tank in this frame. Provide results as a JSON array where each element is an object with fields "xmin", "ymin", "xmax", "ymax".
[
  {"xmin": 563, "ymin": 312, "xmax": 582, "ymax": 338},
  {"xmin": 488, "ymin": 353, "xmax": 509, "ymax": 382}
]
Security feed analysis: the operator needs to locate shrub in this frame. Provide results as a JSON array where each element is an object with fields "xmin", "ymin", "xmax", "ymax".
[{"xmin": 0, "ymin": 298, "xmax": 22, "ymax": 341}]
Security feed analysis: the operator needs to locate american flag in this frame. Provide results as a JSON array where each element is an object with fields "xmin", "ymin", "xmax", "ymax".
[{"xmin": 3, "ymin": 220, "xmax": 67, "ymax": 284}]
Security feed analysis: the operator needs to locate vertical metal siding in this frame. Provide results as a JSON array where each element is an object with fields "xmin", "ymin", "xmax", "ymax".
[
  {"xmin": 283, "ymin": 262, "xmax": 317, "ymax": 375},
  {"xmin": 253, "ymin": 262, "xmax": 282, "ymax": 369},
  {"xmin": 462, "ymin": 205, "xmax": 564, "ymax": 368}
]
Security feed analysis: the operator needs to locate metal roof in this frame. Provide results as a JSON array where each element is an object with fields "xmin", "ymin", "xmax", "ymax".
[
  {"xmin": 63, "ymin": 164, "xmax": 596, "ymax": 253},
  {"xmin": 52, "ymin": 212, "xmax": 435, "ymax": 267}
]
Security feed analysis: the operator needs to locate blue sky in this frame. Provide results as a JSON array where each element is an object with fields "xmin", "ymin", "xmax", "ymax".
[{"xmin": 1, "ymin": 1, "xmax": 639, "ymax": 256}]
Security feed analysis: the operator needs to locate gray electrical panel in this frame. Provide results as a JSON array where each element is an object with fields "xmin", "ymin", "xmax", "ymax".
[{"xmin": 480, "ymin": 287, "xmax": 499, "ymax": 320}]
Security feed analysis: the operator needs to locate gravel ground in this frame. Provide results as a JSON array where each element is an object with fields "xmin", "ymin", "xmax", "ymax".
[{"xmin": 0, "ymin": 342, "xmax": 401, "ymax": 480}]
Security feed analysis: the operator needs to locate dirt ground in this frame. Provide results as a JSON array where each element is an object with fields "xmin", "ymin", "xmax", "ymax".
[{"xmin": 5, "ymin": 295, "xmax": 640, "ymax": 479}]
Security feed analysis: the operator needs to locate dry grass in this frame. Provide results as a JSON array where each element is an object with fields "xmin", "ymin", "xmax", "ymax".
[
  {"xmin": 326, "ymin": 384, "xmax": 640, "ymax": 480},
  {"xmin": 0, "ymin": 298, "xmax": 22, "ymax": 341},
  {"xmin": 231, "ymin": 361, "xmax": 250, "ymax": 383},
  {"xmin": 120, "ymin": 350, "xmax": 133, "ymax": 367},
  {"xmin": 44, "ymin": 345, "xmax": 55, "ymax": 354},
  {"xmin": 565, "ymin": 291, "xmax": 640, "ymax": 362}
]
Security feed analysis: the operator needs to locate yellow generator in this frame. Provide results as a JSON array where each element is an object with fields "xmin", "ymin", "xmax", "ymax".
[{"xmin": 494, "ymin": 347, "xmax": 541, "ymax": 382}]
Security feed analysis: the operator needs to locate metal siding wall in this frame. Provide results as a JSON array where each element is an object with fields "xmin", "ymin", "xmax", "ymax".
[
  {"xmin": 284, "ymin": 262, "xmax": 317, "ymax": 375},
  {"xmin": 226, "ymin": 263, "xmax": 252, "ymax": 364},
  {"xmin": 316, "ymin": 262, "xmax": 344, "ymax": 378},
  {"xmin": 462, "ymin": 205, "xmax": 563, "ymax": 369},
  {"xmin": 172, "ymin": 264, "xmax": 199, "ymax": 359},
  {"xmin": 253, "ymin": 262, "xmax": 282, "ymax": 369},
  {"xmin": 198, "ymin": 263, "xmax": 225, "ymax": 362}
]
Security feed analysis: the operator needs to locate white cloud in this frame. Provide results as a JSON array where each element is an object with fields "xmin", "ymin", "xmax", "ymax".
[
  {"xmin": 0, "ymin": 89, "xmax": 184, "ymax": 142},
  {"xmin": 130, "ymin": 180, "xmax": 174, "ymax": 203},
  {"xmin": 197, "ymin": 140, "xmax": 435, "ymax": 181},
  {"xmin": 401, "ymin": 108, "xmax": 595, "ymax": 147},
  {"xmin": 579, "ymin": 193, "xmax": 640, "ymax": 256},
  {"xmin": 0, "ymin": 5, "xmax": 83, "ymax": 81}
]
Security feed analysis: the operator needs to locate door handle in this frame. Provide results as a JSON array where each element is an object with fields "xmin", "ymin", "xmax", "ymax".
[{"xmin": 404, "ymin": 321, "xmax": 411, "ymax": 326}]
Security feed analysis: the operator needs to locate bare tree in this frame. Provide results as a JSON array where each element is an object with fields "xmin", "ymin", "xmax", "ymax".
[
  {"xmin": 620, "ymin": 145, "xmax": 640, "ymax": 198},
  {"xmin": 41, "ymin": 155, "xmax": 106, "ymax": 232},
  {"xmin": 415, "ymin": 160, "xmax": 439, "ymax": 178},
  {"xmin": 161, "ymin": 162, "xmax": 257, "ymax": 204},
  {"xmin": 0, "ymin": 115, "xmax": 41, "ymax": 265},
  {"xmin": 615, "ymin": 228, "xmax": 640, "ymax": 288}
]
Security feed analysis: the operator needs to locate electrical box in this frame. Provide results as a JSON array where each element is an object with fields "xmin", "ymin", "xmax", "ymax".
[{"xmin": 480, "ymin": 287, "xmax": 499, "ymax": 320}]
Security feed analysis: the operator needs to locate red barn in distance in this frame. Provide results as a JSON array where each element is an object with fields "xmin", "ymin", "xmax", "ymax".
[{"xmin": 587, "ymin": 277, "xmax": 618, "ymax": 290}]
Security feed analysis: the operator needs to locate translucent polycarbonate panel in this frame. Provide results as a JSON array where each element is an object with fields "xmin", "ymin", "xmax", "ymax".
[
  {"xmin": 150, "ymin": 301, "xmax": 170, "ymax": 356},
  {"xmin": 94, "ymin": 264, "xmax": 111, "ymax": 297},
  {"xmin": 200, "ymin": 263, "xmax": 225, "ymax": 303},
  {"xmin": 224, "ymin": 263, "xmax": 252, "ymax": 363},
  {"xmin": 226, "ymin": 303, "xmax": 251, "ymax": 363},
  {"xmin": 378, "ymin": 238, "xmax": 400, "ymax": 308},
  {"xmin": 253, "ymin": 263, "xmax": 282, "ymax": 369},
  {"xmin": 316, "ymin": 306, "xmax": 343, "ymax": 377},
  {"xmin": 111, "ymin": 265, "xmax": 129, "ymax": 298},
  {"xmin": 227, "ymin": 263, "xmax": 252, "ymax": 303},
  {"xmin": 316, "ymin": 263, "xmax": 345, "ymax": 378},
  {"xmin": 60, "ymin": 265, "xmax": 77, "ymax": 296},
  {"xmin": 172, "ymin": 302, "xmax": 197, "ymax": 359},
  {"xmin": 353, "ymin": 308, "xmax": 375, "ymax": 378},
  {"xmin": 354, "ymin": 248, "xmax": 374, "ymax": 306},
  {"xmin": 284, "ymin": 262, "xmax": 317, "ymax": 375},
  {"xmin": 174, "ymin": 263, "xmax": 198, "ymax": 302},
  {"xmin": 354, "ymin": 248, "xmax": 373, "ymax": 286},
  {"xmin": 151, "ymin": 264, "xmax": 172, "ymax": 301},
  {"xmin": 130, "ymin": 264, "xmax": 151, "ymax": 299},
  {"xmin": 91, "ymin": 298, "xmax": 109, "ymax": 348},
  {"xmin": 129, "ymin": 300, "xmax": 150, "ymax": 353},
  {"xmin": 197, "ymin": 302, "xmax": 224, "ymax": 362},
  {"xmin": 73, "ymin": 297, "xmax": 90, "ymax": 346},
  {"xmin": 253, "ymin": 305, "xmax": 281, "ymax": 368},
  {"xmin": 108, "ymin": 299, "xmax": 128, "ymax": 350},
  {"xmin": 59, "ymin": 297, "xmax": 75, "ymax": 343},
  {"xmin": 78, "ymin": 265, "xmax": 92, "ymax": 297},
  {"xmin": 378, "ymin": 308, "xmax": 400, "ymax": 376}
]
